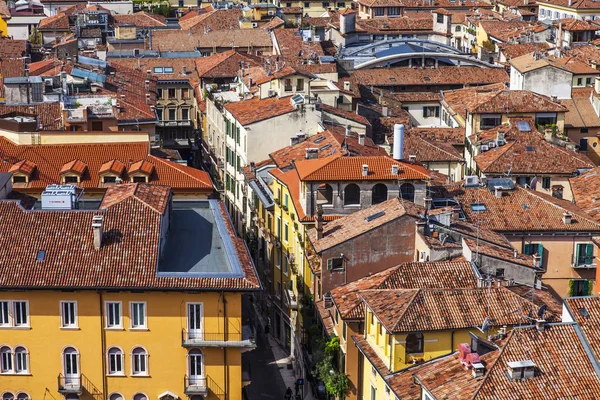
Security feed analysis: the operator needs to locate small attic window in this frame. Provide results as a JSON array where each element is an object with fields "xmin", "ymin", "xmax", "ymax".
[
  {"xmin": 103, "ymin": 176, "xmax": 117, "ymax": 184},
  {"xmin": 320, "ymin": 144, "xmax": 332, "ymax": 151},
  {"xmin": 525, "ymin": 146, "xmax": 534, "ymax": 152},
  {"xmin": 36, "ymin": 250, "xmax": 46, "ymax": 261},
  {"xmin": 132, "ymin": 176, "xmax": 147, "ymax": 183},
  {"xmin": 313, "ymin": 136, "xmax": 325, "ymax": 144},
  {"xmin": 470, "ymin": 203, "xmax": 487, "ymax": 211},
  {"xmin": 12, "ymin": 175, "xmax": 27, "ymax": 183},
  {"xmin": 579, "ymin": 308, "xmax": 590, "ymax": 318},
  {"xmin": 366, "ymin": 211, "xmax": 385, "ymax": 222},
  {"xmin": 64, "ymin": 176, "xmax": 79, "ymax": 183}
]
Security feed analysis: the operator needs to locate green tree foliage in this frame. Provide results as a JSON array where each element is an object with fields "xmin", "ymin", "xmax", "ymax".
[{"xmin": 313, "ymin": 336, "xmax": 349, "ymax": 398}]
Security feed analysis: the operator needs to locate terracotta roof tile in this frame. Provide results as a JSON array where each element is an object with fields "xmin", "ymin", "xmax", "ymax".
[
  {"xmin": 113, "ymin": 11, "xmax": 167, "ymax": 27},
  {"xmin": 99, "ymin": 159, "xmax": 126, "ymax": 175},
  {"xmin": 0, "ymin": 104, "xmax": 62, "ymax": 130},
  {"xmin": 9, "ymin": 159, "xmax": 36, "ymax": 175},
  {"xmin": 110, "ymin": 57, "xmax": 198, "ymax": 82},
  {"xmin": 564, "ymin": 297, "xmax": 600, "ymax": 362},
  {"xmin": 294, "ymin": 155, "xmax": 430, "ymax": 181},
  {"xmin": 0, "ymin": 138, "xmax": 213, "ymax": 192},
  {"xmin": 195, "ymin": 50, "xmax": 258, "ymax": 79},
  {"xmin": 128, "ymin": 159, "xmax": 155, "ymax": 175},
  {"xmin": 561, "ymin": 88, "xmax": 600, "ymax": 128},
  {"xmin": 403, "ymin": 134, "xmax": 464, "ymax": 162},
  {"xmin": 0, "ymin": 39, "xmax": 27, "ymax": 58},
  {"xmin": 553, "ymin": 17, "xmax": 599, "ymax": 31},
  {"xmin": 433, "ymin": 184, "xmax": 600, "ymax": 232},
  {"xmin": 39, "ymin": 12, "xmax": 69, "ymax": 30},
  {"xmin": 0, "ymin": 184, "xmax": 258, "ymax": 290},
  {"xmin": 463, "ymin": 237, "xmax": 535, "ymax": 268},
  {"xmin": 320, "ymin": 104, "xmax": 371, "ymax": 126},
  {"xmin": 498, "ymin": 43, "xmax": 550, "ymax": 61},
  {"xmin": 316, "ymin": 300, "xmax": 335, "ymax": 336},
  {"xmin": 352, "ymin": 67, "xmax": 509, "ymax": 88},
  {"xmin": 360, "ymin": 286, "xmax": 560, "ymax": 333},
  {"xmin": 570, "ymin": 168, "xmax": 600, "ymax": 222},
  {"xmin": 225, "ymin": 96, "xmax": 297, "ymax": 125},
  {"xmin": 180, "ymin": 9, "xmax": 241, "ymax": 31},
  {"xmin": 151, "ymin": 29, "xmax": 272, "ymax": 52},
  {"xmin": 60, "ymin": 159, "xmax": 87, "ymax": 175},
  {"xmin": 407, "ymin": 127, "xmax": 465, "ymax": 145},
  {"xmin": 331, "ymin": 260, "xmax": 479, "ymax": 320}
]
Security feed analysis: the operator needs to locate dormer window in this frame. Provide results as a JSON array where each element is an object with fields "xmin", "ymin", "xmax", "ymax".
[
  {"xmin": 60, "ymin": 160, "xmax": 88, "ymax": 184},
  {"xmin": 9, "ymin": 160, "xmax": 37, "ymax": 184},
  {"xmin": 99, "ymin": 159, "xmax": 125, "ymax": 185},
  {"xmin": 128, "ymin": 160, "xmax": 154, "ymax": 183}
]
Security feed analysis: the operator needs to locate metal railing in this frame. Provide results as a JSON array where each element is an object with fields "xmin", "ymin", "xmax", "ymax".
[
  {"xmin": 57, "ymin": 373, "xmax": 82, "ymax": 393},
  {"xmin": 181, "ymin": 329, "xmax": 246, "ymax": 342},
  {"xmin": 571, "ymin": 254, "xmax": 597, "ymax": 269},
  {"xmin": 184, "ymin": 375, "xmax": 208, "ymax": 395}
]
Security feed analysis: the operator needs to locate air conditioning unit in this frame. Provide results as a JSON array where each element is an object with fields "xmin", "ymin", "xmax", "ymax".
[
  {"xmin": 480, "ymin": 145, "xmax": 489, "ymax": 152},
  {"xmin": 268, "ymin": 10, "xmax": 274, "ymax": 15},
  {"xmin": 44, "ymin": 78, "xmax": 53, "ymax": 86},
  {"xmin": 464, "ymin": 175, "xmax": 480, "ymax": 187},
  {"xmin": 488, "ymin": 141, "xmax": 496, "ymax": 148},
  {"xmin": 252, "ymin": 22, "xmax": 258, "ymax": 28}
]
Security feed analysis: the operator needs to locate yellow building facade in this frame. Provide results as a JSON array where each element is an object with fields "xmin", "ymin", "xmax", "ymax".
[{"xmin": 0, "ymin": 183, "xmax": 260, "ymax": 400}]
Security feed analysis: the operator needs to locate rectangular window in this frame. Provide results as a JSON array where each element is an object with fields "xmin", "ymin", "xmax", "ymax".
[
  {"xmin": 61, "ymin": 301, "xmax": 77, "ymax": 328},
  {"xmin": 580, "ymin": 139, "xmax": 588, "ymax": 151},
  {"xmin": 437, "ymin": 13, "xmax": 444, "ymax": 23},
  {"xmin": 480, "ymin": 114, "xmax": 502, "ymax": 130},
  {"xmin": 371, "ymin": 385, "xmax": 376, "ymax": 400},
  {"xmin": 13, "ymin": 301, "xmax": 28, "ymax": 327},
  {"xmin": 577, "ymin": 78, "xmax": 583, "ymax": 86},
  {"xmin": 542, "ymin": 177, "xmax": 551, "ymax": 190},
  {"xmin": 276, "ymin": 281, "xmax": 282, "ymax": 298},
  {"xmin": 284, "ymin": 221, "xmax": 289, "ymax": 242},
  {"xmin": 181, "ymin": 88, "xmax": 189, "ymax": 98},
  {"xmin": 156, "ymin": 108, "xmax": 163, "ymax": 121},
  {"xmin": 523, "ymin": 243, "xmax": 544, "ymax": 265},
  {"xmin": 284, "ymin": 193, "xmax": 289, "ymax": 209},
  {"xmin": 106, "ymin": 302, "xmax": 122, "ymax": 328},
  {"xmin": 323, "ymin": 2, "xmax": 329, "ymax": 7},
  {"xmin": 130, "ymin": 302, "xmax": 146, "ymax": 329},
  {"xmin": 297, "ymin": 78, "xmax": 305, "ymax": 91},
  {"xmin": 374, "ymin": 7, "xmax": 385, "ymax": 16},
  {"xmin": 169, "ymin": 109, "xmax": 176, "ymax": 121},
  {"xmin": 389, "ymin": 6, "xmax": 400, "ymax": 15},
  {"xmin": 168, "ymin": 88, "xmax": 176, "ymax": 99},
  {"xmin": 133, "ymin": 351, "xmax": 147, "ymax": 375},
  {"xmin": 157, "ymin": 88, "xmax": 163, "ymax": 99},
  {"xmin": 304, "ymin": 2, "xmax": 310, "ymax": 7},
  {"xmin": 586, "ymin": 77, "xmax": 592, "ymax": 86},
  {"xmin": 277, "ymin": 217, "xmax": 282, "ymax": 237},
  {"xmin": 0, "ymin": 301, "xmax": 9, "ymax": 326},
  {"xmin": 327, "ymin": 257, "xmax": 344, "ymax": 271},
  {"xmin": 108, "ymin": 351, "xmax": 123, "ymax": 375},
  {"xmin": 575, "ymin": 243, "xmax": 594, "ymax": 266},
  {"xmin": 581, "ymin": 128, "xmax": 589, "ymax": 134},
  {"xmin": 182, "ymin": 108, "xmax": 189, "ymax": 121},
  {"xmin": 337, "ymin": 1, "xmax": 345, "ymax": 6},
  {"xmin": 535, "ymin": 113, "xmax": 557, "ymax": 127},
  {"xmin": 342, "ymin": 321, "xmax": 347, "ymax": 340},
  {"xmin": 423, "ymin": 106, "xmax": 440, "ymax": 118}
]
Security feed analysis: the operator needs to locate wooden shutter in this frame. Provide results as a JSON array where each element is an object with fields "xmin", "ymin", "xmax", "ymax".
[{"xmin": 537, "ymin": 244, "xmax": 544, "ymax": 265}]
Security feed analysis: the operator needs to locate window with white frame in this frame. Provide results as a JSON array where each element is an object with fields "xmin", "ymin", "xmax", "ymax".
[
  {"xmin": 108, "ymin": 347, "xmax": 124, "ymax": 375},
  {"xmin": 16, "ymin": 393, "xmax": 28, "ymax": 400},
  {"xmin": 12, "ymin": 302, "xmax": 28, "ymax": 327},
  {"xmin": 106, "ymin": 302, "xmax": 122, "ymax": 328},
  {"xmin": 0, "ymin": 301, "xmax": 8, "ymax": 326},
  {"xmin": 109, "ymin": 394, "xmax": 124, "ymax": 400},
  {"xmin": 133, "ymin": 394, "xmax": 147, "ymax": 400},
  {"xmin": 130, "ymin": 302, "xmax": 146, "ymax": 329},
  {"xmin": 14, "ymin": 346, "xmax": 27, "ymax": 373},
  {"xmin": 1, "ymin": 346, "xmax": 12, "ymax": 373},
  {"xmin": 2, "ymin": 393, "xmax": 14, "ymax": 400},
  {"xmin": 131, "ymin": 347, "xmax": 148, "ymax": 376},
  {"xmin": 61, "ymin": 301, "xmax": 77, "ymax": 328}
]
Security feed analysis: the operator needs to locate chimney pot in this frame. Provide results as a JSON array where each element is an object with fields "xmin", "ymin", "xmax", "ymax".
[
  {"xmin": 408, "ymin": 155, "xmax": 417, "ymax": 162},
  {"xmin": 513, "ymin": 249, "xmax": 518, "ymax": 258},
  {"xmin": 424, "ymin": 197, "xmax": 432, "ymax": 211},
  {"xmin": 343, "ymin": 81, "xmax": 351, "ymax": 91},
  {"xmin": 393, "ymin": 124, "xmax": 405, "ymax": 161},
  {"xmin": 391, "ymin": 164, "xmax": 399, "ymax": 175},
  {"xmin": 146, "ymin": 69, "xmax": 151, "ymax": 79},
  {"xmin": 362, "ymin": 164, "xmax": 369, "ymax": 176},
  {"xmin": 495, "ymin": 187, "xmax": 503, "ymax": 198},
  {"xmin": 533, "ymin": 253, "xmax": 542, "ymax": 268},
  {"xmin": 92, "ymin": 215, "xmax": 103, "ymax": 249},
  {"xmin": 563, "ymin": 212, "xmax": 572, "ymax": 224},
  {"xmin": 382, "ymin": 105, "xmax": 388, "ymax": 117},
  {"xmin": 345, "ymin": 125, "xmax": 351, "ymax": 137}
]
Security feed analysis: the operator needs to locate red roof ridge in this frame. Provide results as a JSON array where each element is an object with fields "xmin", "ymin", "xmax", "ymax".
[{"xmin": 148, "ymin": 155, "xmax": 213, "ymax": 188}]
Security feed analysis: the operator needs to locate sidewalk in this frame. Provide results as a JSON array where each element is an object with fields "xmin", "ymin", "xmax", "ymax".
[{"xmin": 252, "ymin": 300, "xmax": 317, "ymax": 400}]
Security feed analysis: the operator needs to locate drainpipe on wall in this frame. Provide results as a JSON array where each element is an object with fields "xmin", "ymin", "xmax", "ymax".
[
  {"xmin": 222, "ymin": 291, "xmax": 229, "ymax": 400},
  {"xmin": 98, "ymin": 291, "xmax": 108, "ymax": 397}
]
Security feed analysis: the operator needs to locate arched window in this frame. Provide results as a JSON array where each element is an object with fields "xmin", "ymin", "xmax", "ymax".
[
  {"xmin": 107, "ymin": 347, "xmax": 124, "ymax": 375},
  {"xmin": 133, "ymin": 394, "xmax": 147, "ymax": 400},
  {"xmin": 400, "ymin": 183, "xmax": 415, "ymax": 202},
  {"xmin": 14, "ymin": 346, "xmax": 27, "ymax": 373},
  {"xmin": 344, "ymin": 184, "xmax": 360, "ymax": 206},
  {"xmin": 109, "ymin": 393, "xmax": 124, "ymax": 400},
  {"xmin": 318, "ymin": 184, "xmax": 333, "ymax": 205},
  {"xmin": 63, "ymin": 346, "xmax": 79, "ymax": 386},
  {"xmin": 131, "ymin": 347, "xmax": 148, "ymax": 376},
  {"xmin": 0, "ymin": 346, "xmax": 12, "ymax": 373},
  {"xmin": 65, "ymin": 395, "xmax": 79, "ymax": 400},
  {"xmin": 371, "ymin": 183, "xmax": 388, "ymax": 205},
  {"xmin": 188, "ymin": 348, "xmax": 203, "ymax": 385},
  {"xmin": 2, "ymin": 393, "xmax": 14, "ymax": 400},
  {"xmin": 16, "ymin": 393, "xmax": 29, "ymax": 400},
  {"xmin": 406, "ymin": 333, "xmax": 423, "ymax": 354}
]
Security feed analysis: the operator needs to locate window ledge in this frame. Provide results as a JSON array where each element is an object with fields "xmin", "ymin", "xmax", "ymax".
[
  {"xmin": 130, "ymin": 327, "xmax": 149, "ymax": 331},
  {"xmin": 107, "ymin": 373, "xmax": 126, "ymax": 377},
  {"xmin": 0, "ymin": 372, "xmax": 31, "ymax": 376},
  {"xmin": 0, "ymin": 326, "xmax": 31, "ymax": 330},
  {"xmin": 131, "ymin": 374, "xmax": 151, "ymax": 378},
  {"xmin": 60, "ymin": 326, "xmax": 80, "ymax": 330},
  {"xmin": 105, "ymin": 327, "xmax": 125, "ymax": 331}
]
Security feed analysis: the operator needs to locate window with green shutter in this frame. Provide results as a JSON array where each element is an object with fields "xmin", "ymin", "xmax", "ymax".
[
  {"xmin": 236, "ymin": 127, "xmax": 240, "ymax": 145},
  {"xmin": 226, "ymin": 120, "xmax": 230, "ymax": 137},
  {"xmin": 575, "ymin": 243, "xmax": 594, "ymax": 266},
  {"xmin": 523, "ymin": 243, "xmax": 544, "ymax": 264}
]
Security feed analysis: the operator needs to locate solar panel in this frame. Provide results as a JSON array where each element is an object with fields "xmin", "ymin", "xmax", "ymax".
[
  {"xmin": 71, "ymin": 67, "xmax": 106, "ymax": 84},
  {"xmin": 470, "ymin": 203, "xmax": 487, "ymax": 212},
  {"xmin": 365, "ymin": 211, "xmax": 385, "ymax": 222},
  {"xmin": 516, "ymin": 121, "xmax": 531, "ymax": 132},
  {"xmin": 313, "ymin": 136, "xmax": 325, "ymax": 144},
  {"xmin": 525, "ymin": 146, "xmax": 534, "ymax": 152}
]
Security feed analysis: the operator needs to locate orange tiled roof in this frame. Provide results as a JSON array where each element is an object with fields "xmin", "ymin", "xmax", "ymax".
[
  {"xmin": 224, "ymin": 96, "xmax": 297, "ymax": 126},
  {"xmin": 360, "ymin": 286, "xmax": 559, "ymax": 333},
  {"xmin": 99, "ymin": 159, "xmax": 126, "ymax": 176},
  {"xmin": 60, "ymin": 159, "xmax": 87, "ymax": 175},
  {"xmin": 570, "ymin": 168, "xmax": 600, "ymax": 222},
  {"xmin": 564, "ymin": 297, "xmax": 600, "ymax": 362},
  {"xmin": 9, "ymin": 159, "xmax": 36, "ymax": 175},
  {"xmin": 0, "ymin": 38, "xmax": 27, "ymax": 58},
  {"xmin": 38, "ymin": 12, "xmax": 69, "ymax": 30},
  {"xmin": 553, "ymin": 17, "xmax": 599, "ymax": 31},
  {"xmin": 0, "ymin": 184, "xmax": 258, "ymax": 290},
  {"xmin": 195, "ymin": 50, "xmax": 259, "ymax": 79},
  {"xmin": 294, "ymin": 155, "xmax": 430, "ymax": 181},
  {"xmin": 498, "ymin": 42, "xmax": 550, "ymax": 60},
  {"xmin": 128, "ymin": 159, "xmax": 154, "ymax": 175},
  {"xmin": 150, "ymin": 29, "xmax": 272, "ymax": 52},
  {"xmin": 113, "ymin": 11, "xmax": 167, "ymax": 27},
  {"xmin": 0, "ymin": 104, "xmax": 62, "ymax": 130},
  {"xmin": 110, "ymin": 58, "xmax": 199, "ymax": 82},
  {"xmin": 0, "ymin": 138, "xmax": 213, "ymax": 192},
  {"xmin": 180, "ymin": 9, "xmax": 241, "ymax": 31},
  {"xmin": 330, "ymin": 260, "xmax": 478, "ymax": 320}
]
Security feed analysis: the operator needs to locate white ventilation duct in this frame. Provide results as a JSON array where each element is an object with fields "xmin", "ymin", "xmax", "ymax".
[{"xmin": 393, "ymin": 124, "xmax": 405, "ymax": 161}]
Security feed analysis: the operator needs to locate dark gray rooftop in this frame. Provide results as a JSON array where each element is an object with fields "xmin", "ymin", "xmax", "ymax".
[{"xmin": 157, "ymin": 200, "xmax": 243, "ymax": 278}]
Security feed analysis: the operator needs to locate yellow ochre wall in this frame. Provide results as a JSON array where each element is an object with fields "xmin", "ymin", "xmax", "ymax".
[{"xmin": 0, "ymin": 290, "xmax": 245, "ymax": 400}]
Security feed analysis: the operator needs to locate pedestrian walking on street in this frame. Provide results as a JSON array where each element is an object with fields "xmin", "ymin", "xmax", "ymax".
[{"xmin": 284, "ymin": 387, "xmax": 293, "ymax": 400}]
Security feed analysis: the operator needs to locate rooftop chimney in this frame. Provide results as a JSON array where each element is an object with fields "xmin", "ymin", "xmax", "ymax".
[
  {"xmin": 182, "ymin": 66, "xmax": 187, "ymax": 75},
  {"xmin": 145, "ymin": 80, "xmax": 149, "ymax": 90},
  {"xmin": 306, "ymin": 148, "xmax": 318, "ymax": 159},
  {"xmin": 146, "ymin": 69, "xmax": 151, "ymax": 80},
  {"xmin": 424, "ymin": 197, "xmax": 432, "ymax": 211},
  {"xmin": 381, "ymin": 105, "xmax": 388, "ymax": 117},
  {"xmin": 563, "ymin": 212, "xmax": 572, "ymax": 224},
  {"xmin": 408, "ymin": 155, "xmax": 417, "ymax": 162},
  {"xmin": 495, "ymin": 187, "xmax": 503, "ymax": 198},
  {"xmin": 393, "ymin": 124, "xmax": 405, "ymax": 161},
  {"xmin": 146, "ymin": 93, "xmax": 150, "ymax": 104},
  {"xmin": 344, "ymin": 81, "xmax": 351, "ymax": 91},
  {"xmin": 533, "ymin": 253, "xmax": 541, "ymax": 268},
  {"xmin": 362, "ymin": 164, "xmax": 369, "ymax": 176},
  {"xmin": 120, "ymin": 94, "xmax": 125, "ymax": 102},
  {"xmin": 535, "ymin": 319, "xmax": 545, "ymax": 331},
  {"xmin": 316, "ymin": 205, "xmax": 324, "ymax": 240},
  {"xmin": 358, "ymin": 132, "xmax": 365, "ymax": 146},
  {"xmin": 416, "ymin": 219, "xmax": 426, "ymax": 235},
  {"xmin": 391, "ymin": 164, "xmax": 399, "ymax": 175},
  {"xmin": 345, "ymin": 125, "xmax": 351, "ymax": 137},
  {"xmin": 92, "ymin": 215, "xmax": 103, "ymax": 249}
]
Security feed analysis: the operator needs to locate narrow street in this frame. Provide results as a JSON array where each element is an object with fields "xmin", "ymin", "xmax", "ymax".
[{"xmin": 243, "ymin": 295, "xmax": 288, "ymax": 400}]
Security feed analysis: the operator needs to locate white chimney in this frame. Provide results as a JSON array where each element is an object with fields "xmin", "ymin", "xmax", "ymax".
[
  {"xmin": 513, "ymin": 249, "xmax": 518, "ymax": 258},
  {"xmin": 393, "ymin": 124, "xmax": 405, "ymax": 160},
  {"xmin": 408, "ymin": 155, "xmax": 417, "ymax": 162},
  {"xmin": 391, "ymin": 164, "xmax": 399, "ymax": 175},
  {"xmin": 345, "ymin": 125, "xmax": 351, "ymax": 136},
  {"xmin": 595, "ymin": 76, "xmax": 600, "ymax": 95},
  {"xmin": 146, "ymin": 93, "xmax": 151, "ymax": 104},
  {"xmin": 495, "ymin": 187, "xmax": 503, "ymax": 198},
  {"xmin": 146, "ymin": 69, "xmax": 151, "ymax": 79},
  {"xmin": 92, "ymin": 215, "xmax": 103, "ymax": 249},
  {"xmin": 145, "ymin": 80, "xmax": 149, "ymax": 90},
  {"xmin": 362, "ymin": 164, "xmax": 369, "ymax": 176},
  {"xmin": 533, "ymin": 253, "xmax": 541, "ymax": 268},
  {"xmin": 563, "ymin": 212, "xmax": 572, "ymax": 224},
  {"xmin": 382, "ymin": 105, "xmax": 388, "ymax": 117},
  {"xmin": 182, "ymin": 66, "xmax": 187, "ymax": 75},
  {"xmin": 344, "ymin": 81, "xmax": 351, "ymax": 91},
  {"xmin": 358, "ymin": 132, "xmax": 365, "ymax": 146}
]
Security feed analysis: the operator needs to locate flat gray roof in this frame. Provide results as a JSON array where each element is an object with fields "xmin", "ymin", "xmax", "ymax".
[{"xmin": 157, "ymin": 200, "xmax": 243, "ymax": 278}]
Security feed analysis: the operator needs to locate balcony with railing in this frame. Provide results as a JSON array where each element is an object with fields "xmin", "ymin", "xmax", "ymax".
[
  {"xmin": 158, "ymin": 119, "xmax": 192, "ymax": 127},
  {"xmin": 184, "ymin": 375, "xmax": 208, "ymax": 396},
  {"xmin": 57, "ymin": 374, "xmax": 82, "ymax": 394},
  {"xmin": 181, "ymin": 328, "xmax": 256, "ymax": 348}
]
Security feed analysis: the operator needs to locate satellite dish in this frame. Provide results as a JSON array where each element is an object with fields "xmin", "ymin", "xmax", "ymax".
[{"xmin": 537, "ymin": 304, "xmax": 547, "ymax": 319}]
